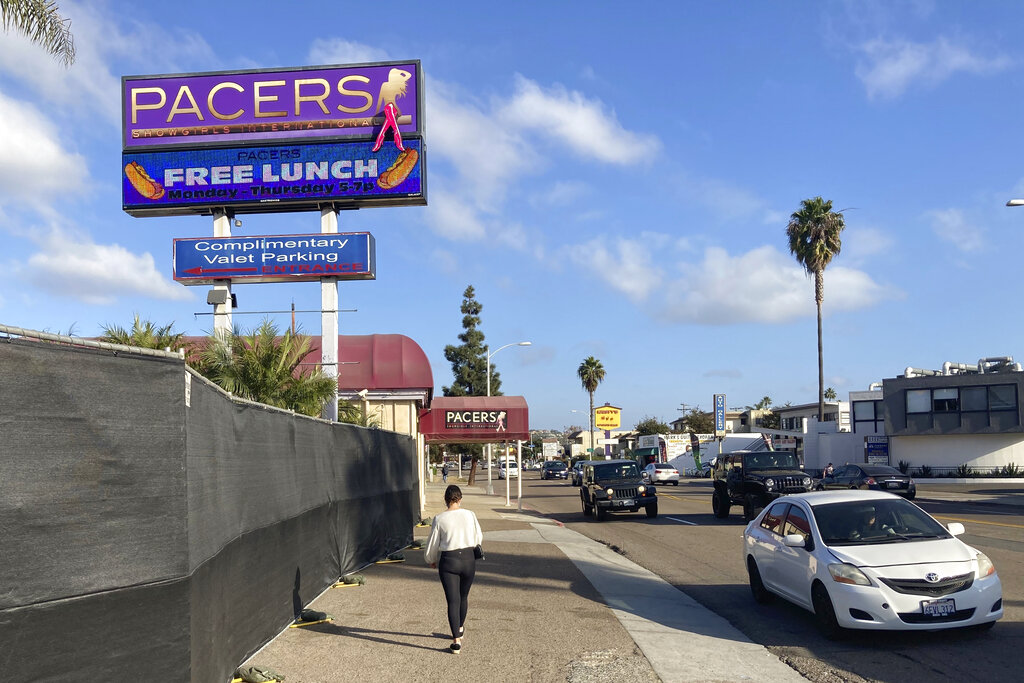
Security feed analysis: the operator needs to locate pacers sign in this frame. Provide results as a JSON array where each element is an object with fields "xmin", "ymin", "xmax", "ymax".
[{"xmin": 594, "ymin": 404, "xmax": 622, "ymax": 431}]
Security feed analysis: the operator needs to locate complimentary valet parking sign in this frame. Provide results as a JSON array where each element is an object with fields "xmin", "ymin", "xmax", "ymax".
[{"xmin": 173, "ymin": 232, "xmax": 375, "ymax": 285}]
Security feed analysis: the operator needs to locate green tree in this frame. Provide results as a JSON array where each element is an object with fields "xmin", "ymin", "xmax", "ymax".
[
  {"xmin": 824, "ymin": 387, "xmax": 837, "ymax": 401},
  {"xmin": 680, "ymin": 407, "xmax": 714, "ymax": 434},
  {"xmin": 442, "ymin": 285, "xmax": 492, "ymax": 397},
  {"xmin": 337, "ymin": 400, "xmax": 381, "ymax": 428},
  {"xmin": 749, "ymin": 396, "xmax": 773, "ymax": 411},
  {"xmin": 1, "ymin": 0, "xmax": 75, "ymax": 65},
  {"xmin": 100, "ymin": 314, "xmax": 185, "ymax": 352},
  {"xmin": 192, "ymin": 319, "xmax": 337, "ymax": 417},
  {"xmin": 787, "ymin": 196, "xmax": 846, "ymax": 422},
  {"xmin": 634, "ymin": 416, "xmax": 670, "ymax": 435},
  {"xmin": 577, "ymin": 356, "xmax": 606, "ymax": 446}
]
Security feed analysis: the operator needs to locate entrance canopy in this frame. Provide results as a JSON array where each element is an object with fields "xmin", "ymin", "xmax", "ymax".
[{"xmin": 419, "ymin": 396, "xmax": 529, "ymax": 443}]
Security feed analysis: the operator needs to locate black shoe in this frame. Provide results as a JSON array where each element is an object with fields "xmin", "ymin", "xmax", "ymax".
[{"xmin": 449, "ymin": 643, "xmax": 461, "ymax": 654}]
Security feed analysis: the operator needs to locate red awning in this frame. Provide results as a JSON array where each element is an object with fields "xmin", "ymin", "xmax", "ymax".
[
  {"xmin": 304, "ymin": 334, "xmax": 433, "ymax": 398},
  {"xmin": 419, "ymin": 396, "xmax": 529, "ymax": 443}
]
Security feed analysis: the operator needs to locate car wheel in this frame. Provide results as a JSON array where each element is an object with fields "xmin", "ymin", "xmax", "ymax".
[
  {"xmin": 812, "ymin": 582, "xmax": 845, "ymax": 640},
  {"xmin": 581, "ymin": 495, "xmax": 592, "ymax": 516},
  {"xmin": 712, "ymin": 490, "xmax": 730, "ymax": 519},
  {"xmin": 645, "ymin": 502, "xmax": 658, "ymax": 518},
  {"xmin": 906, "ymin": 490, "xmax": 916, "ymax": 500},
  {"xmin": 743, "ymin": 494, "xmax": 761, "ymax": 522},
  {"xmin": 594, "ymin": 504, "xmax": 606, "ymax": 521},
  {"xmin": 747, "ymin": 557, "xmax": 773, "ymax": 604},
  {"xmin": 673, "ymin": 481, "xmax": 679, "ymax": 486}
]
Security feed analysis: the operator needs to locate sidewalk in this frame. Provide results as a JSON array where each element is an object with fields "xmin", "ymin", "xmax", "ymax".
[{"xmin": 241, "ymin": 478, "xmax": 807, "ymax": 682}]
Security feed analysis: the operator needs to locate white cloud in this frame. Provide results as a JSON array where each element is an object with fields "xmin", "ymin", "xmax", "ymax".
[
  {"xmin": 568, "ymin": 236, "xmax": 664, "ymax": 301},
  {"xmin": 0, "ymin": 92, "xmax": 88, "ymax": 206},
  {"xmin": 927, "ymin": 208, "xmax": 985, "ymax": 252},
  {"xmin": 0, "ymin": 1, "xmax": 217, "ymax": 125},
  {"xmin": 498, "ymin": 74, "xmax": 659, "ymax": 164},
  {"xmin": 425, "ymin": 191, "xmax": 487, "ymax": 241},
  {"xmin": 307, "ymin": 39, "xmax": 390, "ymax": 65},
  {"xmin": 18, "ymin": 226, "xmax": 191, "ymax": 305},
  {"xmin": 529, "ymin": 180, "xmax": 590, "ymax": 208},
  {"xmin": 658, "ymin": 245, "xmax": 891, "ymax": 325},
  {"xmin": 841, "ymin": 225, "xmax": 895, "ymax": 263},
  {"xmin": 856, "ymin": 37, "xmax": 1011, "ymax": 100}
]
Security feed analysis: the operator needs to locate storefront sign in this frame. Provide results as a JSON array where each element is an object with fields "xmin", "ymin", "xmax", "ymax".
[
  {"xmin": 123, "ymin": 139, "xmax": 424, "ymax": 216},
  {"xmin": 865, "ymin": 436, "xmax": 890, "ymax": 465},
  {"xmin": 173, "ymin": 232, "xmax": 375, "ymax": 285},
  {"xmin": 594, "ymin": 405, "xmax": 622, "ymax": 430},
  {"xmin": 123, "ymin": 61, "xmax": 422, "ymax": 150},
  {"xmin": 714, "ymin": 394, "xmax": 727, "ymax": 436}
]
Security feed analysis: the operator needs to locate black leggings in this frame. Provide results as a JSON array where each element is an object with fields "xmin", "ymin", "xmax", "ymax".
[{"xmin": 438, "ymin": 548, "xmax": 476, "ymax": 639}]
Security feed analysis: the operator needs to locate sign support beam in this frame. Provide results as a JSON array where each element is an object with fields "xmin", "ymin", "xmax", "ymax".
[
  {"xmin": 321, "ymin": 207, "xmax": 339, "ymax": 421},
  {"xmin": 211, "ymin": 210, "xmax": 233, "ymax": 340}
]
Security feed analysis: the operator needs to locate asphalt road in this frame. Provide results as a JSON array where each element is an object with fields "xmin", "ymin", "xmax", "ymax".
[{"xmin": 519, "ymin": 472, "xmax": 1024, "ymax": 683}]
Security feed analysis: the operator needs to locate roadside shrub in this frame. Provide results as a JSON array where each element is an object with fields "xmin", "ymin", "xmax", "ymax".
[
  {"xmin": 916, "ymin": 465, "xmax": 933, "ymax": 478},
  {"xmin": 898, "ymin": 460, "xmax": 910, "ymax": 474},
  {"xmin": 955, "ymin": 463, "xmax": 975, "ymax": 478},
  {"xmin": 1000, "ymin": 463, "xmax": 1021, "ymax": 477}
]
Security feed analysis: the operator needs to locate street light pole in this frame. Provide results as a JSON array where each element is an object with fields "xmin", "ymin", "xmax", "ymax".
[{"xmin": 485, "ymin": 340, "xmax": 531, "ymax": 496}]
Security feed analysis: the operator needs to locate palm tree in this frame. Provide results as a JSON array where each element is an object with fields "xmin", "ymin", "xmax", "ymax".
[
  {"xmin": 1, "ymin": 0, "xmax": 76, "ymax": 66},
  {"xmin": 786, "ymin": 196, "xmax": 845, "ymax": 422},
  {"xmin": 577, "ymin": 356, "xmax": 605, "ymax": 453},
  {"xmin": 193, "ymin": 319, "xmax": 338, "ymax": 417},
  {"xmin": 100, "ymin": 314, "xmax": 185, "ymax": 352}
]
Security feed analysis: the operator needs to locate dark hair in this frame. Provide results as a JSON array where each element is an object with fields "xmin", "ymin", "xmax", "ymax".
[{"xmin": 444, "ymin": 485, "xmax": 463, "ymax": 506}]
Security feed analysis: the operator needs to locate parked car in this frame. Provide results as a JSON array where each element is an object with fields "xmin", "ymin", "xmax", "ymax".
[
  {"xmin": 580, "ymin": 459, "xmax": 657, "ymax": 520},
  {"xmin": 642, "ymin": 462, "xmax": 680, "ymax": 485},
  {"xmin": 743, "ymin": 490, "xmax": 1002, "ymax": 638},
  {"xmin": 816, "ymin": 464, "xmax": 916, "ymax": 499},
  {"xmin": 712, "ymin": 450, "xmax": 813, "ymax": 522},
  {"xmin": 570, "ymin": 460, "xmax": 591, "ymax": 486},
  {"xmin": 541, "ymin": 461, "xmax": 568, "ymax": 480}
]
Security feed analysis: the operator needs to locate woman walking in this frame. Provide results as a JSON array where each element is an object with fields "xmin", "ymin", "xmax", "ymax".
[{"xmin": 424, "ymin": 485, "xmax": 483, "ymax": 654}]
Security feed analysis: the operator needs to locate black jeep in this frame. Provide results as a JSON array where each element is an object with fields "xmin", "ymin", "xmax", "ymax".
[
  {"xmin": 580, "ymin": 459, "xmax": 657, "ymax": 520},
  {"xmin": 711, "ymin": 450, "xmax": 812, "ymax": 522}
]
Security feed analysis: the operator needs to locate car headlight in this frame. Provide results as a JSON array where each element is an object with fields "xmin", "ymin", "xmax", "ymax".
[
  {"xmin": 638, "ymin": 485, "xmax": 646, "ymax": 493},
  {"xmin": 606, "ymin": 487, "xmax": 614, "ymax": 496},
  {"xmin": 977, "ymin": 552, "xmax": 996, "ymax": 578},
  {"xmin": 764, "ymin": 478, "xmax": 775, "ymax": 491},
  {"xmin": 828, "ymin": 563, "xmax": 872, "ymax": 586},
  {"xmin": 802, "ymin": 476, "xmax": 812, "ymax": 488}
]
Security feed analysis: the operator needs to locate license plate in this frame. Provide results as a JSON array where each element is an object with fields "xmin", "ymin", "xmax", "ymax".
[
  {"xmin": 616, "ymin": 499, "xmax": 634, "ymax": 507},
  {"xmin": 922, "ymin": 598, "xmax": 956, "ymax": 617},
  {"xmin": 886, "ymin": 481, "xmax": 902, "ymax": 489}
]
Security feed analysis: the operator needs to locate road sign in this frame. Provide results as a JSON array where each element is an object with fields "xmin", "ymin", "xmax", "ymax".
[
  {"xmin": 714, "ymin": 394, "xmax": 726, "ymax": 437},
  {"xmin": 173, "ymin": 232, "xmax": 375, "ymax": 285}
]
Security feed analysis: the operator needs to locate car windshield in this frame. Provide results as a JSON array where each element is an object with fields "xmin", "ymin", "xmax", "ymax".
[
  {"xmin": 546, "ymin": 462, "xmax": 566, "ymax": 470},
  {"xmin": 654, "ymin": 464, "xmax": 675, "ymax": 470},
  {"xmin": 594, "ymin": 463, "xmax": 640, "ymax": 480},
  {"xmin": 744, "ymin": 452, "xmax": 801, "ymax": 470},
  {"xmin": 812, "ymin": 498, "xmax": 952, "ymax": 546}
]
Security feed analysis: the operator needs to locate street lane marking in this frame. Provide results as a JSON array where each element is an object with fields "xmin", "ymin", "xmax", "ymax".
[
  {"xmin": 665, "ymin": 516, "xmax": 697, "ymax": 525},
  {"xmin": 933, "ymin": 514, "xmax": 1024, "ymax": 530}
]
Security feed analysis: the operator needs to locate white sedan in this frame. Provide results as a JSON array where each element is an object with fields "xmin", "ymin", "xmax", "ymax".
[
  {"xmin": 642, "ymin": 462, "xmax": 680, "ymax": 485},
  {"xmin": 743, "ymin": 490, "xmax": 1002, "ymax": 638}
]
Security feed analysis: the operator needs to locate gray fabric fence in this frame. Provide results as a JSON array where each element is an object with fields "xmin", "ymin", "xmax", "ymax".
[{"xmin": 0, "ymin": 335, "xmax": 417, "ymax": 681}]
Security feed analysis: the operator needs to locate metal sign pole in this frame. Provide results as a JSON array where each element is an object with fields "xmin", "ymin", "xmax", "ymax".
[
  {"xmin": 516, "ymin": 439, "xmax": 523, "ymax": 511},
  {"xmin": 211, "ymin": 210, "xmax": 233, "ymax": 340},
  {"xmin": 321, "ymin": 207, "xmax": 339, "ymax": 421}
]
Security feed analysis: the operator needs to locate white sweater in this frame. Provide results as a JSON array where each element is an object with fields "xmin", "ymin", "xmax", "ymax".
[{"xmin": 424, "ymin": 508, "xmax": 483, "ymax": 565}]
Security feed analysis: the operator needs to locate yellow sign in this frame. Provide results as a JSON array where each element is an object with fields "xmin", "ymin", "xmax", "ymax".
[{"xmin": 594, "ymin": 405, "xmax": 622, "ymax": 430}]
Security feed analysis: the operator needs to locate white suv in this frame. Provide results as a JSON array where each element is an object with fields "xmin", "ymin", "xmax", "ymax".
[{"xmin": 498, "ymin": 460, "xmax": 519, "ymax": 479}]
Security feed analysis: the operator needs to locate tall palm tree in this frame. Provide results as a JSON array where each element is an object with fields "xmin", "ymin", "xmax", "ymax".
[
  {"xmin": 1, "ymin": 0, "xmax": 76, "ymax": 66},
  {"xmin": 193, "ymin": 319, "xmax": 338, "ymax": 417},
  {"xmin": 577, "ymin": 356, "xmax": 605, "ymax": 453},
  {"xmin": 786, "ymin": 196, "xmax": 845, "ymax": 422}
]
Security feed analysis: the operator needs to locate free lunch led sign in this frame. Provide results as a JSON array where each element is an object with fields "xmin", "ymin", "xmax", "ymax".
[{"xmin": 122, "ymin": 61, "xmax": 422, "ymax": 150}]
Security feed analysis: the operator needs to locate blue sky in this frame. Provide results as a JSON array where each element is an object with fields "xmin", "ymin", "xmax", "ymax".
[{"xmin": 2, "ymin": 0, "xmax": 1024, "ymax": 430}]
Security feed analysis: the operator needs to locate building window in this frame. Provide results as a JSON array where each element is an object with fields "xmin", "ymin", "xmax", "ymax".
[
  {"xmin": 961, "ymin": 387, "xmax": 986, "ymax": 411},
  {"xmin": 933, "ymin": 388, "xmax": 959, "ymax": 412},
  {"xmin": 854, "ymin": 401, "xmax": 875, "ymax": 421},
  {"xmin": 907, "ymin": 390, "xmax": 930, "ymax": 413},
  {"xmin": 990, "ymin": 385, "xmax": 1017, "ymax": 411}
]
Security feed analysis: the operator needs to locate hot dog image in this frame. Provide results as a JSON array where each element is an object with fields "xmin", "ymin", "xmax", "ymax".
[
  {"xmin": 124, "ymin": 161, "xmax": 165, "ymax": 200},
  {"xmin": 377, "ymin": 148, "xmax": 418, "ymax": 190}
]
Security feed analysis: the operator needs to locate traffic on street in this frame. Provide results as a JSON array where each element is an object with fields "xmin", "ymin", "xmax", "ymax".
[{"xmin": 516, "ymin": 467, "xmax": 1023, "ymax": 683}]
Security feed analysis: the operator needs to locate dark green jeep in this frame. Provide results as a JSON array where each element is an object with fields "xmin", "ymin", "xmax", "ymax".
[
  {"xmin": 712, "ymin": 450, "xmax": 812, "ymax": 522},
  {"xmin": 580, "ymin": 459, "xmax": 658, "ymax": 520}
]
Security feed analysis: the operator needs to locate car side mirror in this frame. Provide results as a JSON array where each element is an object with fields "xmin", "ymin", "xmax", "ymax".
[
  {"xmin": 947, "ymin": 522, "xmax": 965, "ymax": 536},
  {"xmin": 782, "ymin": 534, "xmax": 806, "ymax": 548}
]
